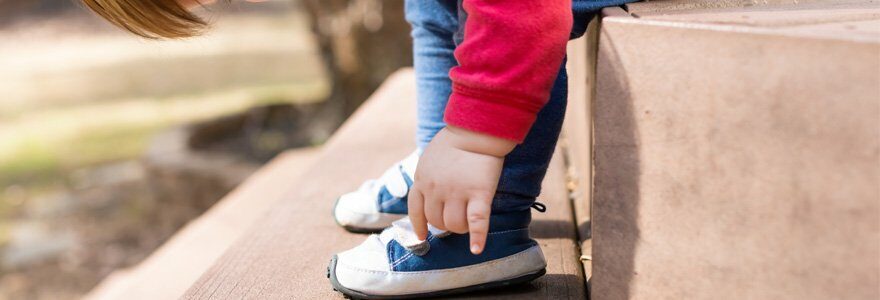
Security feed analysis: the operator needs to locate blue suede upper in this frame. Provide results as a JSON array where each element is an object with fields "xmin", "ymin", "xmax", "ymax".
[
  {"xmin": 387, "ymin": 210, "xmax": 537, "ymax": 271},
  {"xmin": 377, "ymin": 170, "xmax": 412, "ymax": 215}
]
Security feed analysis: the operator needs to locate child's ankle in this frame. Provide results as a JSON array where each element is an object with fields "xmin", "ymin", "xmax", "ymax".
[
  {"xmin": 490, "ymin": 193, "xmax": 538, "ymax": 215},
  {"xmin": 486, "ymin": 210, "xmax": 532, "ymax": 232}
]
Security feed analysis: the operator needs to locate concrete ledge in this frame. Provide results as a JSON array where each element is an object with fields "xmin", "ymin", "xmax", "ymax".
[
  {"xmin": 625, "ymin": 0, "xmax": 879, "ymax": 15},
  {"xmin": 562, "ymin": 15, "xmax": 601, "ymax": 285},
  {"xmin": 592, "ymin": 5, "xmax": 879, "ymax": 300},
  {"xmin": 628, "ymin": 2, "xmax": 880, "ymax": 43}
]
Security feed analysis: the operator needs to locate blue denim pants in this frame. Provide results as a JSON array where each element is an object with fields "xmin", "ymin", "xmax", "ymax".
[{"xmin": 405, "ymin": 0, "xmax": 636, "ymax": 213}]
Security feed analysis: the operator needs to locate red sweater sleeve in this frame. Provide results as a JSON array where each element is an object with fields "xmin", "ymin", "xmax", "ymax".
[{"xmin": 444, "ymin": 0, "xmax": 572, "ymax": 143}]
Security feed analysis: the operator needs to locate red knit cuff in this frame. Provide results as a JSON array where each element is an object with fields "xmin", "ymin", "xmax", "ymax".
[{"xmin": 443, "ymin": 88, "xmax": 539, "ymax": 143}]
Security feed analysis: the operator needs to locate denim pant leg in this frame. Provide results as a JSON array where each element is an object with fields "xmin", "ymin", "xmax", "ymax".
[
  {"xmin": 492, "ymin": 64, "xmax": 568, "ymax": 213},
  {"xmin": 404, "ymin": 0, "xmax": 459, "ymax": 150},
  {"xmin": 490, "ymin": 1, "xmax": 635, "ymax": 211},
  {"xmin": 444, "ymin": 1, "xmax": 568, "ymax": 214}
]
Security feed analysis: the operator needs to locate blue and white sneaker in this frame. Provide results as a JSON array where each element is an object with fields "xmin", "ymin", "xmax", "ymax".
[
  {"xmin": 327, "ymin": 210, "xmax": 546, "ymax": 299},
  {"xmin": 334, "ymin": 150, "xmax": 419, "ymax": 233}
]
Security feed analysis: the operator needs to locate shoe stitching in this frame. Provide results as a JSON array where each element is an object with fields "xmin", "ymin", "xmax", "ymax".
[
  {"xmin": 388, "ymin": 238, "xmax": 413, "ymax": 267},
  {"xmin": 390, "ymin": 252, "xmax": 414, "ymax": 270},
  {"xmin": 390, "ymin": 244, "xmax": 410, "ymax": 266},
  {"xmin": 389, "ymin": 235, "xmax": 436, "ymax": 269},
  {"xmin": 487, "ymin": 227, "xmax": 529, "ymax": 235},
  {"xmin": 380, "ymin": 197, "xmax": 401, "ymax": 210},
  {"xmin": 386, "ymin": 241, "xmax": 395, "ymax": 270},
  {"xmin": 386, "ymin": 228, "xmax": 529, "ymax": 270}
]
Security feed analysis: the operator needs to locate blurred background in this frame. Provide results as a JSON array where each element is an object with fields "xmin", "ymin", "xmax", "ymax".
[{"xmin": 0, "ymin": 0, "xmax": 410, "ymax": 298}]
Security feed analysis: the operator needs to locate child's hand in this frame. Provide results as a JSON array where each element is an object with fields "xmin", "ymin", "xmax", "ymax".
[{"xmin": 408, "ymin": 125, "xmax": 516, "ymax": 255}]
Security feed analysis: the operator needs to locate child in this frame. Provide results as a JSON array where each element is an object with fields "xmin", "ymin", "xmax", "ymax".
[{"xmin": 83, "ymin": 0, "xmax": 635, "ymax": 298}]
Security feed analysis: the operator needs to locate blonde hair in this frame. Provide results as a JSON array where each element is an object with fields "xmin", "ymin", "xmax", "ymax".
[{"xmin": 81, "ymin": 0, "xmax": 216, "ymax": 39}]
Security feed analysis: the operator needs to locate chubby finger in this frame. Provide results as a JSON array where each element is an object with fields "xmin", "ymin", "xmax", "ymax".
[
  {"xmin": 425, "ymin": 194, "xmax": 446, "ymax": 231},
  {"xmin": 443, "ymin": 200, "xmax": 469, "ymax": 234},
  {"xmin": 407, "ymin": 188, "xmax": 428, "ymax": 240},
  {"xmin": 466, "ymin": 199, "xmax": 491, "ymax": 255}
]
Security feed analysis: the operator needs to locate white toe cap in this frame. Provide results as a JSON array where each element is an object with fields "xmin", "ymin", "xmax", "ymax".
[{"xmin": 334, "ymin": 192, "xmax": 402, "ymax": 230}]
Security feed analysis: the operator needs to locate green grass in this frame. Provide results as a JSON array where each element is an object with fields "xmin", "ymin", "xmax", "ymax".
[
  {"xmin": 0, "ymin": 139, "xmax": 61, "ymax": 186},
  {"xmin": 0, "ymin": 81, "xmax": 328, "ymax": 218}
]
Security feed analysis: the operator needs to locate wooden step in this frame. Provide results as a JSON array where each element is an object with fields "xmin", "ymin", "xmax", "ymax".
[
  {"xmin": 85, "ymin": 148, "xmax": 320, "ymax": 300},
  {"xmin": 592, "ymin": 4, "xmax": 879, "ymax": 299},
  {"xmin": 182, "ymin": 69, "xmax": 586, "ymax": 299}
]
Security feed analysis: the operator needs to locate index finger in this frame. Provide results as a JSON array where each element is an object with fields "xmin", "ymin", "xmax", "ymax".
[
  {"xmin": 408, "ymin": 188, "xmax": 429, "ymax": 240},
  {"xmin": 466, "ymin": 199, "xmax": 491, "ymax": 255}
]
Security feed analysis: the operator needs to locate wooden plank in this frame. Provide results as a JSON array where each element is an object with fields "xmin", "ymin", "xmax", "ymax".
[
  {"xmin": 184, "ymin": 69, "xmax": 585, "ymax": 299},
  {"xmin": 85, "ymin": 148, "xmax": 321, "ymax": 300}
]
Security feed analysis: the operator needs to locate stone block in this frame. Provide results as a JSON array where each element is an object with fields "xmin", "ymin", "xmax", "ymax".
[{"xmin": 592, "ymin": 5, "xmax": 880, "ymax": 300}]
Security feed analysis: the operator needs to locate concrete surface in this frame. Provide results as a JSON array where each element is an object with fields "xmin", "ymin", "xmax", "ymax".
[
  {"xmin": 183, "ymin": 70, "xmax": 587, "ymax": 299},
  {"xmin": 591, "ymin": 5, "xmax": 879, "ymax": 300},
  {"xmin": 637, "ymin": 4, "xmax": 880, "ymax": 27},
  {"xmin": 626, "ymin": 0, "xmax": 879, "ymax": 15},
  {"xmin": 85, "ymin": 148, "xmax": 320, "ymax": 300},
  {"xmin": 632, "ymin": 2, "xmax": 880, "ymax": 43},
  {"xmin": 562, "ymin": 15, "xmax": 601, "ymax": 285}
]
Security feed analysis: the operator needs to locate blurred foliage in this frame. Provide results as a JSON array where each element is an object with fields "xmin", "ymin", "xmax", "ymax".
[
  {"xmin": 301, "ymin": 0, "xmax": 412, "ymax": 130},
  {"xmin": 0, "ymin": 0, "xmax": 413, "ymax": 298},
  {"xmin": 0, "ymin": 82, "xmax": 326, "ymax": 205},
  {"xmin": 0, "ymin": 0, "xmax": 78, "ymax": 26}
]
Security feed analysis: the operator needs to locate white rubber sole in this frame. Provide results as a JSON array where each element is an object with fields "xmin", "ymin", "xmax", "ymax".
[{"xmin": 332, "ymin": 245, "xmax": 547, "ymax": 297}]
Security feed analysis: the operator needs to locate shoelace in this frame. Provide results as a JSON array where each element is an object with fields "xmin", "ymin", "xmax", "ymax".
[{"xmin": 531, "ymin": 202, "xmax": 547, "ymax": 212}]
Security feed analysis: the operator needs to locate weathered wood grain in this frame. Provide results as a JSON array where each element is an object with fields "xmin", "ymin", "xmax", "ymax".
[
  {"xmin": 183, "ymin": 69, "xmax": 586, "ymax": 299},
  {"xmin": 86, "ymin": 148, "xmax": 320, "ymax": 300}
]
